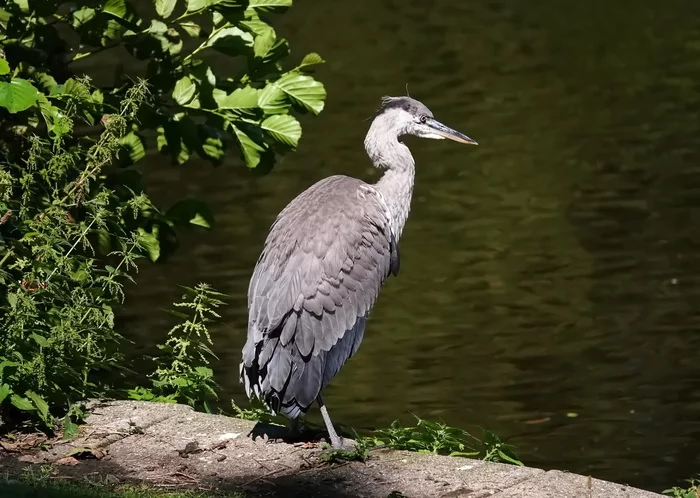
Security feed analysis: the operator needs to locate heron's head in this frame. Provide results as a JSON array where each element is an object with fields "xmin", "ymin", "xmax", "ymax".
[{"xmin": 373, "ymin": 96, "xmax": 477, "ymax": 145}]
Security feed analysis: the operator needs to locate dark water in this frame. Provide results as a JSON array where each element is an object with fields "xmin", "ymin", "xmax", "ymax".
[{"xmin": 119, "ymin": 0, "xmax": 700, "ymax": 492}]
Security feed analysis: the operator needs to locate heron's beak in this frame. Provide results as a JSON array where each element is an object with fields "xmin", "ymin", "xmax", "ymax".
[{"xmin": 427, "ymin": 118, "xmax": 478, "ymax": 145}]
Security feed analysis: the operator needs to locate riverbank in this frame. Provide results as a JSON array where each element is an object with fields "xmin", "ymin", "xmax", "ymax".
[{"xmin": 0, "ymin": 400, "xmax": 664, "ymax": 497}]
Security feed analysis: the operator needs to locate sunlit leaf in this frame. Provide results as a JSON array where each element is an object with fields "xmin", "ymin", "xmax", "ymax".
[
  {"xmin": 201, "ymin": 136, "xmax": 224, "ymax": 160},
  {"xmin": 204, "ymin": 26, "xmax": 253, "ymax": 55},
  {"xmin": 62, "ymin": 416, "xmax": 80, "ymax": 440},
  {"xmin": 198, "ymin": 124, "xmax": 225, "ymax": 162},
  {"xmin": 12, "ymin": 0, "xmax": 30, "ymax": 13},
  {"xmin": 103, "ymin": 0, "xmax": 127, "ymax": 18},
  {"xmin": 497, "ymin": 449, "xmax": 524, "ymax": 466},
  {"xmin": 298, "ymin": 52, "xmax": 325, "ymax": 70},
  {"xmin": 29, "ymin": 333, "xmax": 49, "ymax": 347},
  {"xmin": 63, "ymin": 78, "xmax": 91, "ymax": 99},
  {"xmin": 167, "ymin": 199, "xmax": 215, "ymax": 229},
  {"xmin": 10, "ymin": 394, "xmax": 35, "ymax": 412},
  {"xmin": 119, "ymin": 132, "xmax": 146, "ymax": 162},
  {"xmin": 239, "ymin": 17, "xmax": 272, "ymax": 37},
  {"xmin": 253, "ymin": 27, "xmax": 275, "ymax": 58},
  {"xmin": 218, "ymin": 86, "xmax": 259, "ymax": 112},
  {"xmin": 142, "ymin": 19, "xmax": 183, "ymax": 56},
  {"xmin": 172, "ymin": 76, "xmax": 196, "ymax": 105},
  {"xmin": 186, "ymin": 0, "xmax": 223, "ymax": 11},
  {"xmin": 261, "ymin": 114, "xmax": 301, "ymax": 147},
  {"xmin": 179, "ymin": 21, "xmax": 201, "ymax": 37},
  {"xmin": 248, "ymin": 0, "xmax": 292, "ymax": 12},
  {"xmin": 0, "ymin": 78, "xmax": 39, "ymax": 114},
  {"xmin": 33, "ymin": 72, "xmax": 57, "ymax": 92},
  {"xmin": 273, "ymin": 72, "xmax": 326, "ymax": 115},
  {"xmin": 137, "ymin": 226, "xmax": 161, "ymax": 262},
  {"xmin": 0, "ymin": 384, "xmax": 11, "ymax": 404},
  {"xmin": 0, "ymin": 59, "xmax": 9, "ymax": 75},
  {"xmin": 155, "ymin": 0, "xmax": 177, "ymax": 18},
  {"xmin": 258, "ymin": 84, "xmax": 288, "ymax": 114},
  {"xmin": 71, "ymin": 6, "xmax": 96, "ymax": 27},
  {"xmin": 231, "ymin": 123, "xmax": 266, "ymax": 168},
  {"xmin": 188, "ymin": 62, "xmax": 216, "ymax": 86},
  {"xmin": 25, "ymin": 391, "xmax": 50, "ymax": 423}
]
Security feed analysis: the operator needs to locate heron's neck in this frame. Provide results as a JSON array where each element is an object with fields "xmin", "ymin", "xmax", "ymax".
[
  {"xmin": 365, "ymin": 128, "xmax": 416, "ymax": 240},
  {"xmin": 375, "ymin": 166, "xmax": 415, "ymax": 240}
]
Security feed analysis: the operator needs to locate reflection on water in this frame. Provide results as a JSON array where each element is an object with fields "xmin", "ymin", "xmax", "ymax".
[{"xmin": 117, "ymin": 0, "xmax": 700, "ymax": 491}]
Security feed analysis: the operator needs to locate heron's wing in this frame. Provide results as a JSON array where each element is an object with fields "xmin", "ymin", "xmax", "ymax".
[{"xmin": 240, "ymin": 175, "xmax": 399, "ymax": 416}]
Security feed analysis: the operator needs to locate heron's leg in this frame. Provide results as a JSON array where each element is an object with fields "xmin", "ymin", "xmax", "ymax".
[
  {"xmin": 317, "ymin": 395, "xmax": 344, "ymax": 450},
  {"xmin": 287, "ymin": 416, "xmax": 300, "ymax": 437}
]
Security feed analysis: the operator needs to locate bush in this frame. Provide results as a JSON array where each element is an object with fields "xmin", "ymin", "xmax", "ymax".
[
  {"xmin": 0, "ymin": 0, "xmax": 326, "ymax": 429},
  {"xmin": 127, "ymin": 283, "xmax": 225, "ymax": 412}
]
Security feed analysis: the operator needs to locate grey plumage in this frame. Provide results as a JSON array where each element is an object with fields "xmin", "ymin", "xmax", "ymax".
[{"xmin": 239, "ymin": 95, "xmax": 476, "ymax": 449}]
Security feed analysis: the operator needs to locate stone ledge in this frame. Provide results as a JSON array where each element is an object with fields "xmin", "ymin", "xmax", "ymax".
[{"xmin": 0, "ymin": 400, "xmax": 664, "ymax": 498}]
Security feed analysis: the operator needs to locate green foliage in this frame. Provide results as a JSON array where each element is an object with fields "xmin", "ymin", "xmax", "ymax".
[
  {"xmin": 230, "ymin": 397, "xmax": 279, "ymax": 424},
  {"xmin": 0, "ymin": 78, "xmax": 152, "ymax": 429},
  {"xmin": 366, "ymin": 415, "xmax": 524, "ymax": 466},
  {"xmin": 0, "ymin": 0, "xmax": 326, "ymax": 429},
  {"xmin": 0, "ymin": 0, "xmax": 324, "ymax": 170},
  {"xmin": 664, "ymin": 476, "xmax": 700, "ymax": 498},
  {"xmin": 127, "ymin": 283, "xmax": 224, "ymax": 411},
  {"xmin": 225, "ymin": 401, "xmax": 522, "ymax": 467},
  {"xmin": 317, "ymin": 439, "xmax": 371, "ymax": 464}
]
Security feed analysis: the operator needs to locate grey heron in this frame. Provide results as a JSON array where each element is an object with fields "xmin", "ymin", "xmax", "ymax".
[{"xmin": 240, "ymin": 96, "xmax": 477, "ymax": 450}]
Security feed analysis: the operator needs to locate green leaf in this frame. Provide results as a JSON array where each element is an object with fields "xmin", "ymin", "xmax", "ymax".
[
  {"xmin": 231, "ymin": 124, "xmax": 266, "ymax": 168},
  {"xmin": 248, "ymin": 0, "xmax": 292, "ymax": 12},
  {"xmin": 496, "ymin": 449, "xmax": 524, "ymax": 466},
  {"xmin": 137, "ymin": 226, "xmax": 161, "ymax": 262},
  {"xmin": 103, "ymin": 0, "xmax": 127, "ymax": 18},
  {"xmin": 155, "ymin": 0, "xmax": 177, "ymax": 18},
  {"xmin": 186, "ymin": 0, "xmax": 222, "ymax": 11},
  {"xmin": 273, "ymin": 72, "xmax": 326, "ymax": 115},
  {"xmin": 119, "ymin": 132, "xmax": 146, "ymax": 162},
  {"xmin": 62, "ymin": 416, "xmax": 80, "ymax": 440},
  {"xmin": 253, "ymin": 27, "xmax": 276, "ymax": 58},
  {"xmin": 7, "ymin": 292, "xmax": 18, "ymax": 309},
  {"xmin": 12, "ymin": 0, "xmax": 30, "ymax": 13},
  {"xmin": 33, "ymin": 72, "xmax": 57, "ymax": 92},
  {"xmin": 167, "ymin": 199, "xmax": 215, "ymax": 229},
  {"xmin": 143, "ymin": 20, "xmax": 183, "ymax": 56},
  {"xmin": 261, "ymin": 114, "xmax": 301, "ymax": 148},
  {"xmin": 30, "ymin": 333, "xmax": 50, "ymax": 348},
  {"xmin": 0, "ymin": 78, "xmax": 39, "ymax": 114},
  {"xmin": 0, "ymin": 384, "xmax": 11, "ymax": 404},
  {"xmin": 157, "ymin": 123, "xmax": 191, "ymax": 165},
  {"xmin": 63, "ymin": 78, "xmax": 91, "ymax": 99},
  {"xmin": 0, "ymin": 59, "xmax": 9, "ymax": 75},
  {"xmin": 258, "ymin": 84, "xmax": 288, "ymax": 114},
  {"xmin": 173, "ymin": 76, "xmax": 196, "ymax": 105},
  {"xmin": 10, "ymin": 394, "xmax": 35, "ymax": 412},
  {"xmin": 71, "ymin": 7, "xmax": 96, "ymax": 27},
  {"xmin": 298, "ymin": 52, "xmax": 325, "ymax": 70},
  {"xmin": 201, "ymin": 135, "xmax": 224, "ymax": 161},
  {"xmin": 218, "ymin": 86, "xmax": 259, "ymax": 112},
  {"xmin": 179, "ymin": 21, "xmax": 201, "ymax": 37},
  {"xmin": 260, "ymin": 38, "xmax": 290, "ymax": 65},
  {"xmin": 25, "ymin": 391, "xmax": 50, "ymax": 422},
  {"xmin": 205, "ymin": 26, "xmax": 253, "ymax": 55},
  {"xmin": 239, "ymin": 17, "xmax": 272, "ymax": 37}
]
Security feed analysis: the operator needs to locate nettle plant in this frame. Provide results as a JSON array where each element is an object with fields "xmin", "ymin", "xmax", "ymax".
[{"xmin": 0, "ymin": 0, "xmax": 326, "ymax": 429}]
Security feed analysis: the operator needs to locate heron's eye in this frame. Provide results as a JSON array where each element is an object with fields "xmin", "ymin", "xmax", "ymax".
[{"xmin": 419, "ymin": 115, "xmax": 427, "ymax": 124}]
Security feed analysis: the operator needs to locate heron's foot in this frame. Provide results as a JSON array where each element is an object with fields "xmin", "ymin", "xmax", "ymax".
[
  {"xmin": 317, "ymin": 437, "xmax": 370, "ymax": 463},
  {"xmin": 329, "ymin": 436, "xmax": 356, "ymax": 452}
]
